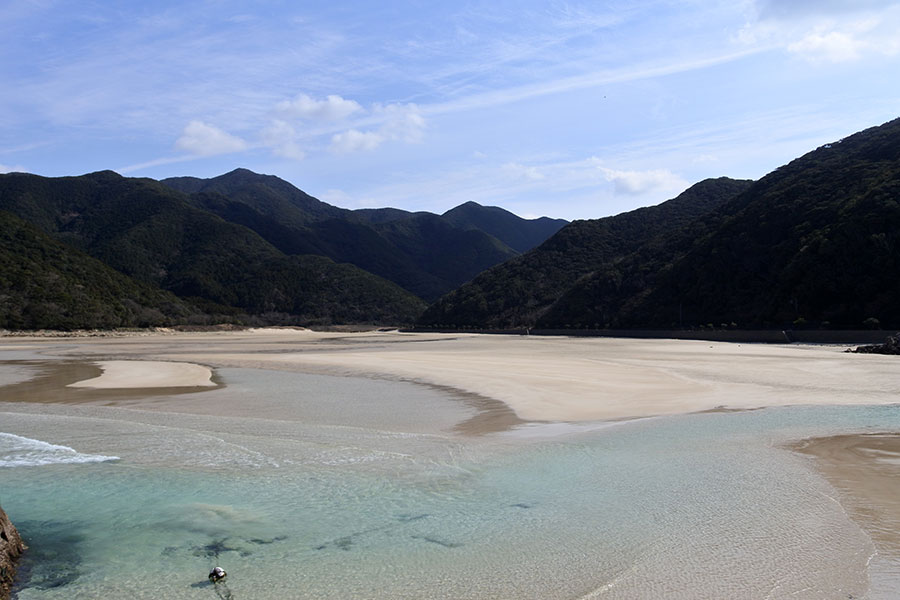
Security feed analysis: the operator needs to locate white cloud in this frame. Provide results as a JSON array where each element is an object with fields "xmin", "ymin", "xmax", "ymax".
[
  {"xmin": 375, "ymin": 103, "xmax": 426, "ymax": 143},
  {"xmin": 261, "ymin": 119, "xmax": 305, "ymax": 160},
  {"xmin": 175, "ymin": 121, "xmax": 247, "ymax": 156},
  {"xmin": 502, "ymin": 162, "xmax": 545, "ymax": 181},
  {"xmin": 787, "ymin": 30, "xmax": 862, "ymax": 62},
  {"xmin": 599, "ymin": 167, "xmax": 688, "ymax": 196},
  {"xmin": 740, "ymin": 1, "xmax": 900, "ymax": 63},
  {"xmin": 0, "ymin": 163, "xmax": 27, "ymax": 174},
  {"xmin": 329, "ymin": 103, "xmax": 426, "ymax": 153},
  {"xmin": 276, "ymin": 94, "xmax": 362, "ymax": 121},
  {"xmin": 330, "ymin": 129, "xmax": 384, "ymax": 153}
]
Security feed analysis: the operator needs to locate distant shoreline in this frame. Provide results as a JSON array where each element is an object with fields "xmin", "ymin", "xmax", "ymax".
[
  {"xmin": 406, "ymin": 327, "xmax": 899, "ymax": 345},
  {"xmin": 3, "ymin": 325, "xmax": 897, "ymax": 346}
]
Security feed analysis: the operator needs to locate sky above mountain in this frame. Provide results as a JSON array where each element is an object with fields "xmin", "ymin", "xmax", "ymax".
[{"xmin": 2, "ymin": 0, "xmax": 899, "ymax": 219}]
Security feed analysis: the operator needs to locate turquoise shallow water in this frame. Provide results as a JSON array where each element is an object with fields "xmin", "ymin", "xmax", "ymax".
[{"xmin": 2, "ymin": 364, "xmax": 899, "ymax": 599}]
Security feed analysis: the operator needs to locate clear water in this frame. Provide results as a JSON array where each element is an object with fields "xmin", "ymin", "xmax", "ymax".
[{"xmin": 2, "ymin": 364, "xmax": 899, "ymax": 599}]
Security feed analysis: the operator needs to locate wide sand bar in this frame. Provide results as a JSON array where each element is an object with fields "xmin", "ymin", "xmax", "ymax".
[
  {"xmin": 66, "ymin": 360, "xmax": 215, "ymax": 389},
  {"xmin": 169, "ymin": 332, "xmax": 900, "ymax": 422}
]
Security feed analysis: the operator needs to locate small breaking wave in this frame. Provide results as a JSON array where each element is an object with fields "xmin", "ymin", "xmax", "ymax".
[{"xmin": 0, "ymin": 432, "xmax": 119, "ymax": 468}]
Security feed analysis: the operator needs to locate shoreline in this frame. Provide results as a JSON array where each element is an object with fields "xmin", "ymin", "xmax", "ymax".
[
  {"xmin": 793, "ymin": 433, "xmax": 900, "ymax": 594},
  {"xmin": 2, "ymin": 330, "xmax": 900, "ymax": 596},
  {"xmin": 4, "ymin": 329, "xmax": 900, "ymax": 423}
]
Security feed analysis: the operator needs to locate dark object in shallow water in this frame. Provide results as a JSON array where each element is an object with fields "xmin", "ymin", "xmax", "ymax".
[{"xmin": 209, "ymin": 566, "xmax": 227, "ymax": 583}]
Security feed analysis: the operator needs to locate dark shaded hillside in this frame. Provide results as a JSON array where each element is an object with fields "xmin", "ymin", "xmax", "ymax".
[
  {"xmin": 370, "ymin": 213, "xmax": 518, "ymax": 299},
  {"xmin": 417, "ymin": 177, "xmax": 752, "ymax": 328},
  {"xmin": 0, "ymin": 211, "xmax": 197, "ymax": 329},
  {"xmin": 424, "ymin": 117, "xmax": 900, "ymax": 332},
  {"xmin": 441, "ymin": 201, "xmax": 568, "ymax": 253},
  {"xmin": 353, "ymin": 207, "xmax": 419, "ymax": 224},
  {"xmin": 548, "ymin": 118, "xmax": 900, "ymax": 330},
  {"xmin": 164, "ymin": 168, "xmax": 345, "ymax": 225},
  {"xmin": 0, "ymin": 171, "xmax": 426, "ymax": 326},
  {"xmin": 163, "ymin": 170, "xmax": 553, "ymax": 300}
]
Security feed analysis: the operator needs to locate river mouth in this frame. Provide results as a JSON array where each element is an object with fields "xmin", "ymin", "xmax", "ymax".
[{"xmin": 2, "ymin": 333, "xmax": 899, "ymax": 598}]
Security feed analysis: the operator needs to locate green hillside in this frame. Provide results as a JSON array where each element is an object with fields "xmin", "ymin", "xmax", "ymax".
[
  {"xmin": 162, "ymin": 170, "xmax": 563, "ymax": 300},
  {"xmin": 441, "ymin": 201, "xmax": 568, "ymax": 253},
  {"xmin": 545, "ymin": 118, "xmax": 900, "ymax": 330},
  {"xmin": 0, "ymin": 171, "xmax": 425, "ymax": 326},
  {"xmin": 420, "ymin": 117, "xmax": 900, "ymax": 332},
  {"xmin": 417, "ymin": 177, "xmax": 752, "ymax": 329},
  {"xmin": 0, "ymin": 211, "xmax": 197, "ymax": 330}
]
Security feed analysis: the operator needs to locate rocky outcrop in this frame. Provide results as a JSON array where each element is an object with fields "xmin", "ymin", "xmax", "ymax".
[
  {"xmin": 851, "ymin": 333, "xmax": 900, "ymax": 355},
  {"xmin": 0, "ymin": 505, "xmax": 25, "ymax": 600}
]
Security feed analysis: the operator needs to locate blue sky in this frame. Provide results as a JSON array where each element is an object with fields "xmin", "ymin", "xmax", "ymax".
[{"xmin": 2, "ymin": 1, "xmax": 899, "ymax": 219}]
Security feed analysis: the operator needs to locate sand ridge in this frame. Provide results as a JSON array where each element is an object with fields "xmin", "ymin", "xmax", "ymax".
[
  {"xmin": 153, "ymin": 331, "xmax": 900, "ymax": 422},
  {"xmin": 12, "ymin": 329, "xmax": 899, "ymax": 422},
  {"xmin": 66, "ymin": 360, "xmax": 216, "ymax": 389}
]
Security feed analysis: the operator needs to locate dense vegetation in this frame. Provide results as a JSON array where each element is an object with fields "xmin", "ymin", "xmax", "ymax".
[
  {"xmin": 7, "ymin": 117, "xmax": 898, "ymax": 332},
  {"xmin": 0, "ymin": 171, "xmax": 425, "ymax": 328},
  {"xmin": 418, "ymin": 177, "xmax": 752, "ymax": 328},
  {"xmin": 440, "ymin": 201, "xmax": 568, "ymax": 253},
  {"xmin": 163, "ymin": 169, "xmax": 566, "ymax": 301},
  {"xmin": 0, "ymin": 211, "xmax": 197, "ymax": 329},
  {"xmin": 419, "ymin": 117, "xmax": 900, "ymax": 331}
]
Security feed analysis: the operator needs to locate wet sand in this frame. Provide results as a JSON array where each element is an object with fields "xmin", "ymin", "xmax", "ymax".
[
  {"xmin": 3, "ymin": 329, "xmax": 900, "ymax": 422},
  {"xmin": 3, "ymin": 329, "xmax": 900, "ymax": 596},
  {"xmin": 793, "ymin": 433, "xmax": 900, "ymax": 594},
  {"xmin": 67, "ymin": 360, "xmax": 215, "ymax": 389}
]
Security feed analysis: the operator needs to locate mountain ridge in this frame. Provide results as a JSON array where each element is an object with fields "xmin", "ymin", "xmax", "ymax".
[
  {"xmin": 419, "ymin": 117, "xmax": 900, "ymax": 331},
  {"xmin": 161, "ymin": 170, "xmax": 567, "ymax": 300}
]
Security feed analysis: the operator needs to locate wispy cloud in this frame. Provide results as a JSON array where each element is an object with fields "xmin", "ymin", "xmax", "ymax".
[
  {"xmin": 330, "ymin": 129, "xmax": 383, "ymax": 153},
  {"xmin": 600, "ymin": 167, "xmax": 688, "ymax": 196},
  {"xmin": 741, "ymin": 0, "xmax": 900, "ymax": 63},
  {"xmin": 3, "ymin": 1, "xmax": 899, "ymax": 218},
  {"xmin": 420, "ymin": 46, "xmax": 775, "ymax": 117},
  {"xmin": 175, "ymin": 121, "xmax": 247, "ymax": 156},
  {"xmin": 328, "ymin": 103, "xmax": 425, "ymax": 153},
  {"xmin": 275, "ymin": 94, "xmax": 362, "ymax": 121},
  {"xmin": 261, "ymin": 120, "xmax": 306, "ymax": 160},
  {"xmin": 0, "ymin": 163, "xmax": 27, "ymax": 174}
]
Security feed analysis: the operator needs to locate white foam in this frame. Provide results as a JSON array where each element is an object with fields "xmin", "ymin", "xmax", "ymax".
[{"xmin": 0, "ymin": 432, "xmax": 119, "ymax": 467}]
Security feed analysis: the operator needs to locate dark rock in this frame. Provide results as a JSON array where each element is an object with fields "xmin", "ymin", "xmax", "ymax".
[
  {"xmin": 0, "ymin": 505, "xmax": 26, "ymax": 600},
  {"xmin": 851, "ymin": 334, "xmax": 900, "ymax": 355}
]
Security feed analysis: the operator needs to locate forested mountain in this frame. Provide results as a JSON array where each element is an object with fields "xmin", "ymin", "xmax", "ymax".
[
  {"xmin": 0, "ymin": 171, "xmax": 425, "ymax": 328},
  {"xmin": 0, "ymin": 210, "xmax": 198, "ymax": 330},
  {"xmin": 441, "ymin": 201, "xmax": 568, "ymax": 253},
  {"xmin": 418, "ymin": 177, "xmax": 752, "ymax": 328},
  {"xmin": 164, "ymin": 168, "xmax": 346, "ymax": 225},
  {"xmin": 8, "ymin": 117, "xmax": 897, "ymax": 332},
  {"xmin": 419, "ymin": 117, "xmax": 900, "ymax": 331},
  {"xmin": 162, "ymin": 170, "xmax": 566, "ymax": 300}
]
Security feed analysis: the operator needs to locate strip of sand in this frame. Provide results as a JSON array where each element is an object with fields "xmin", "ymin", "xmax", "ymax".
[
  {"xmin": 66, "ymin": 360, "xmax": 215, "ymax": 389},
  {"xmin": 150, "ymin": 331, "xmax": 900, "ymax": 422},
  {"xmin": 793, "ymin": 434, "xmax": 900, "ymax": 593},
  {"xmin": 5, "ymin": 330, "xmax": 900, "ymax": 422}
]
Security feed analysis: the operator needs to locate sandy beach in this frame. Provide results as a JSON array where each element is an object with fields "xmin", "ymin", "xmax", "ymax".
[
  {"xmin": 6, "ymin": 328, "xmax": 896, "ymax": 422},
  {"xmin": 3, "ymin": 329, "xmax": 899, "ymax": 598},
  {"xmin": 66, "ymin": 360, "xmax": 216, "ymax": 389}
]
